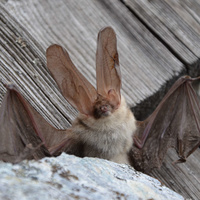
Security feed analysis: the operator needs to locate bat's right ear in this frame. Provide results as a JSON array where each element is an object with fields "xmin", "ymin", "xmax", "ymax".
[
  {"xmin": 96, "ymin": 27, "xmax": 121, "ymax": 108},
  {"xmin": 46, "ymin": 45, "xmax": 97, "ymax": 116}
]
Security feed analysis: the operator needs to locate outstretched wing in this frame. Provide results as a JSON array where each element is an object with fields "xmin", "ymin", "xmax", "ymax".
[
  {"xmin": 0, "ymin": 84, "xmax": 77, "ymax": 163},
  {"xmin": 96, "ymin": 27, "xmax": 121, "ymax": 107},
  {"xmin": 46, "ymin": 44, "xmax": 97, "ymax": 116},
  {"xmin": 130, "ymin": 76, "xmax": 200, "ymax": 173}
]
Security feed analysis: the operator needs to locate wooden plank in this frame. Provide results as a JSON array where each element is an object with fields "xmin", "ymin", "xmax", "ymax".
[
  {"xmin": 150, "ymin": 149, "xmax": 200, "ymax": 200},
  {"xmin": 123, "ymin": 0, "xmax": 200, "ymax": 75},
  {"xmin": 165, "ymin": 0, "xmax": 200, "ymax": 36},
  {"xmin": 0, "ymin": 82, "xmax": 6, "ymax": 103},
  {"xmin": 1, "ymin": 1, "xmax": 200, "ymax": 199},
  {"xmin": 0, "ymin": 0, "xmax": 185, "ymax": 119},
  {"xmin": 182, "ymin": 0, "xmax": 200, "ymax": 26},
  {"xmin": 0, "ymin": 7, "xmax": 78, "ymax": 129}
]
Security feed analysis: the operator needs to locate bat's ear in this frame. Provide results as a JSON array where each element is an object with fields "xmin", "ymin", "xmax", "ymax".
[
  {"xmin": 46, "ymin": 45, "xmax": 97, "ymax": 116},
  {"xmin": 96, "ymin": 27, "xmax": 121, "ymax": 108}
]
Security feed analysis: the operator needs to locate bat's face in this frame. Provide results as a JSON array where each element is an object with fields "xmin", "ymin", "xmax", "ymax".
[{"xmin": 93, "ymin": 95, "xmax": 118, "ymax": 119}]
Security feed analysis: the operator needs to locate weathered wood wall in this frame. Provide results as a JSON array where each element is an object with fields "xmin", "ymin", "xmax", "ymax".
[
  {"xmin": 1, "ymin": 0, "xmax": 188, "ymax": 122},
  {"xmin": 1, "ymin": 0, "xmax": 200, "ymax": 199}
]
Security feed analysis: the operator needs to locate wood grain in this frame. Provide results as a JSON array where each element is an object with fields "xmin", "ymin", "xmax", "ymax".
[
  {"xmin": 123, "ymin": 0, "xmax": 200, "ymax": 74},
  {"xmin": 1, "ymin": 1, "xmax": 200, "ymax": 199},
  {"xmin": 0, "ymin": 6, "xmax": 78, "ymax": 128},
  {"xmin": 150, "ymin": 149, "xmax": 200, "ymax": 200},
  {"xmin": 1, "ymin": 0, "xmax": 185, "ymax": 119}
]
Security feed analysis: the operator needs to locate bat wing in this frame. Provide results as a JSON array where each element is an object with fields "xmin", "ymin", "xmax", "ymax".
[
  {"xmin": 0, "ymin": 84, "xmax": 77, "ymax": 163},
  {"xmin": 96, "ymin": 27, "xmax": 121, "ymax": 106},
  {"xmin": 130, "ymin": 76, "xmax": 200, "ymax": 173},
  {"xmin": 46, "ymin": 44, "xmax": 97, "ymax": 116}
]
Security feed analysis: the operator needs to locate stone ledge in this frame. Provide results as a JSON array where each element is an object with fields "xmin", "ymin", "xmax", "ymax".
[{"xmin": 0, "ymin": 153, "xmax": 183, "ymax": 200}]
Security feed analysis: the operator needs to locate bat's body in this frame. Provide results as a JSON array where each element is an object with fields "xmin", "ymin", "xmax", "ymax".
[
  {"xmin": 71, "ymin": 96, "xmax": 136, "ymax": 164},
  {"xmin": 0, "ymin": 27, "xmax": 200, "ymax": 173}
]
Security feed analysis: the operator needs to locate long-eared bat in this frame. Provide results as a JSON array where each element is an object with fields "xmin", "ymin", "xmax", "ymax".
[{"xmin": 0, "ymin": 27, "xmax": 200, "ymax": 172}]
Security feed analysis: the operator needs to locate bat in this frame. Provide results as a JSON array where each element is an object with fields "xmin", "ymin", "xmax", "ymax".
[
  {"xmin": 0, "ymin": 27, "xmax": 200, "ymax": 173},
  {"xmin": 45, "ymin": 27, "xmax": 136, "ymax": 164}
]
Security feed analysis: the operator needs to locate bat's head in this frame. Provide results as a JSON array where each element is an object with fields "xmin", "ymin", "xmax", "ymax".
[
  {"xmin": 46, "ymin": 27, "xmax": 121, "ymax": 119},
  {"xmin": 93, "ymin": 92, "xmax": 120, "ymax": 119}
]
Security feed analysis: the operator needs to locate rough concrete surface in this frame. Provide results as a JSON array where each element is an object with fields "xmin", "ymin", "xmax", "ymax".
[{"xmin": 0, "ymin": 153, "xmax": 183, "ymax": 200}]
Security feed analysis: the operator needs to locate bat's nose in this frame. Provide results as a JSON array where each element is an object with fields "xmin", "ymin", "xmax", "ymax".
[{"xmin": 100, "ymin": 105, "xmax": 108, "ymax": 112}]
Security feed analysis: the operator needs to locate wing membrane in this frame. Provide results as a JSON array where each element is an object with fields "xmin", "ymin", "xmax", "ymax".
[
  {"xmin": 0, "ymin": 84, "xmax": 76, "ymax": 162},
  {"xmin": 131, "ymin": 76, "xmax": 200, "ymax": 172}
]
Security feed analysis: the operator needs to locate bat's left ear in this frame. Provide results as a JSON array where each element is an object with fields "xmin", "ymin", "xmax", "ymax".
[
  {"xmin": 46, "ymin": 44, "xmax": 97, "ymax": 116},
  {"xmin": 96, "ymin": 27, "xmax": 121, "ymax": 107}
]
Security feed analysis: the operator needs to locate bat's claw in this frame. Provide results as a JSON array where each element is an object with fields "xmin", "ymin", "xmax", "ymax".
[
  {"xmin": 181, "ymin": 75, "xmax": 200, "ymax": 81},
  {"xmin": 172, "ymin": 157, "xmax": 186, "ymax": 165}
]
